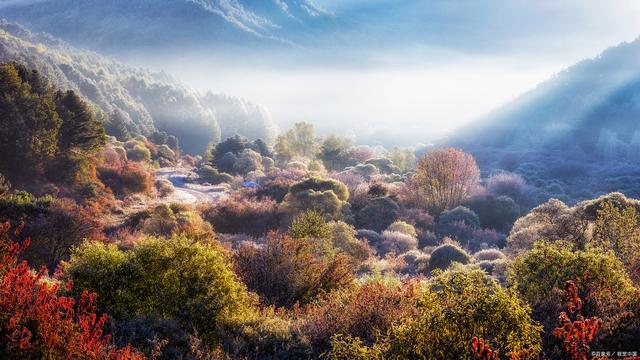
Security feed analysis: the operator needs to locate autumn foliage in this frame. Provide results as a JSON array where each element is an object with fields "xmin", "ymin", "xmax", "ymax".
[
  {"xmin": 553, "ymin": 281, "xmax": 603, "ymax": 360},
  {"xmin": 408, "ymin": 148, "xmax": 480, "ymax": 212},
  {"xmin": 0, "ymin": 222, "xmax": 144, "ymax": 359}
]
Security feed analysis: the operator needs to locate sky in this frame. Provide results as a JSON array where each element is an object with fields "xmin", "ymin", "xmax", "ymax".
[{"xmin": 144, "ymin": 0, "xmax": 640, "ymax": 145}]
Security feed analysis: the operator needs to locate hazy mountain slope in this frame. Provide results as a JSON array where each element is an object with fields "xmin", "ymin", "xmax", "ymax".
[
  {"xmin": 0, "ymin": 0, "xmax": 334, "ymax": 53},
  {"xmin": 448, "ymin": 38, "xmax": 640, "ymax": 204},
  {"xmin": 0, "ymin": 21, "xmax": 277, "ymax": 153},
  {"xmin": 455, "ymin": 38, "xmax": 640, "ymax": 159}
]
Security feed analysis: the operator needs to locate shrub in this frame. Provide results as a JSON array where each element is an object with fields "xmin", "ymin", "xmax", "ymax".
[
  {"xmin": 398, "ymin": 250, "xmax": 430, "ymax": 274},
  {"xmin": 468, "ymin": 228, "xmax": 507, "ymax": 252},
  {"xmin": 355, "ymin": 229, "xmax": 381, "ymax": 248},
  {"xmin": 327, "ymin": 221, "xmax": 371, "ymax": 261},
  {"xmin": 154, "ymin": 178, "xmax": 174, "ymax": 197},
  {"xmin": 474, "ymin": 248, "xmax": 506, "ymax": 262},
  {"xmin": 365, "ymin": 158, "xmax": 401, "ymax": 174},
  {"xmin": 0, "ymin": 172, "xmax": 10, "ymax": 197},
  {"xmin": 386, "ymin": 220, "xmax": 418, "ymax": 237},
  {"xmin": 98, "ymin": 161, "xmax": 154, "ymax": 197},
  {"xmin": 197, "ymin": 165, "xmax": 233, "ymax": 185},
  {"xmin": 379, "ymin": 230, "xmax": 418, "ymax": 255},
  {"xmin": 301, "ymin": 280, "xmax": 419, "ymax": 353},
  {"xmin": 136, "ymin": 204, "xmax": 213, "ymax": 237},
  {"xmin": 438, "ymin": 206, "xmax": 480, "ymax": 228},
  {"xmin": 289, "ymin": 177, "xmax": 349, "ymax": 202},
  {"xmin": 329, "ymin": 268, "xmax": 542, "ymax": 359},
  {"xmin": 288, "ymin": 210, "xmax": 331, "ymax": 241},
  {"xmin": 468, "ymin": 195, "xmax": 520, "ymax": 231},
  {"xmin": 428, "ymin": 243, "xmax": 470, "ymax": 272},
  {"xmin": 218, "ymin": 309, "xmax": 309, "ymax": 358},
  {"xmin": 156, "ymin": 144, "xmax": 175, "ymax": 160},
  {"xmin": 126, "ymin": 144, "xmax": 151, "ymax": 162},
  {"xmin": 0, "ymin": 195, "xmax": 104, "ymax": 271},
  {"xmin": 487, "ymin": 172, "xmax": 528, "ymax": 204},
  {"xmin": 282, "ymin": 188, "xmax": 348, "ymax": 220},
  {"xmin": 255, "ymin": 176, "xmax": 293, "ymax": 202},
  {"xmin": 508, "ymin": 242, "xmax": 637, "ymax": 341},
  {"xmin": 356, "ymin": 197, "xmax": 400, "ymax": 232},
  {"xmin": 63, "ymin": 234, "xmax": 252, "ymax": 343},
  {"xmin": 507, "ymin": 198, "xmax": 578, "ymax": 254},
  {"xmin": 0, "ymin": 222, "xmax": 143, "ymax": 359},
  {"xmin": 234, "ymin": 148, "xmax": 264, "ymax": 175},
  {"xmin": 201, "ymin": 197, "xmax": 282, "ymax": 237},
  {"xmin": 233, "ymin": 232, "xmax": 355, "ymax": 308}
]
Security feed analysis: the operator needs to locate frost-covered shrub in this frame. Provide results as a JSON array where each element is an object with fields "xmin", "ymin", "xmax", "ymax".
[
  {"xmin": 468, "ymin": 228, "xmax": 507, "ymax": 251},
  {"xmin": 287, "ymin": 161, "xmax": 308, "ymax": 171},
  {"xmin": 156, "ymin": 144, "xmax": 175, "ymax": 160},
  {"xmin": 282, "ymin": 177, "xmax": 351, "ymax": 219},
  {"xmin": 98, "ymin": 160, "xmax": 154, "ymax": 197},
  {"xmin": 468, "ymin": 195, "xmax": 520, "ymax": 231},
  {"xmin": 356, "ymin": 197, "xmax": 400, "ymax": 232},
  {"xmin": 233, "ymin": 232, "xmax": 355, "ymax": 308},
  {"xmin": 386, "ymin": 220, "xmax": 417, "ymax": 237},
  {"xmin": 356, "ymin": 229, "xmax": 382, "ymax": 248},
  {"xmin": 428, "ymin": 243, "xmax": 470, "ymax": 271},
  {"xmin": 328, "ymin": 221, "xmax": 371, "ymax": 261},
  {"xmin": 438, "ymin": 206, "xmax": 480, "ymax": 228},
  {"xmin": 201, "ymin": 197, "xmax": 282, "ymax": 236},
  {"xmin": 365, "ymin": 158, "xmax": 401, "ymax": 174},
  {"xmin": 125, "ymin": 143, "xmax": 151, "ymax": 162},
  {"xmin": 379, "ymin": 230, "xmax": 418, "ymax": 255},
  {"xmin": 154, "ymin": 178, "xmax": 174, "ymax": 197},
  {"xmin": 474, "ymin": 248, "xmax": 506, "ymax": 262},
  {"xmin": 0, "ymin": 173, "xmax": 11, "ymax": 197},
  {"xmin": 399, "ymin": 250, "xmax": 430, "ymax": 274},
  {"xmin": 197, "ymin": 165, "xmax": 233, "ymax": 184},
  {"xmin": 234, "ymin": 148, "xmax": 264, "ymax": 175},
  {"xmin": 487, "ymin": 172, "xmax": 528, "ymax": 203}
]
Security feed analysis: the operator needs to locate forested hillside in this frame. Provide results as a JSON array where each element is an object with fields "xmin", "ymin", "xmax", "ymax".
[{"xmin": 0, "ymin": 20, "xmax": 278, "ymax": 153}]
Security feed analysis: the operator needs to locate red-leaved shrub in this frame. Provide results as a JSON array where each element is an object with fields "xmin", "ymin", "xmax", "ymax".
[{"xmin": 0, "ymin": 222, "xmax": 144, "ymax": 359}]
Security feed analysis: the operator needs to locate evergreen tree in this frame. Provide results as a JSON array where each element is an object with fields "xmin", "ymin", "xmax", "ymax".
[{"xmin": 55, "ymin": 90, "xmax": 106, "ymax": 153}]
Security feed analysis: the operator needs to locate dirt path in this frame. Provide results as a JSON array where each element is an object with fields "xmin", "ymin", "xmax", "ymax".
[{"xmin": 156, "ymin": 167, "xmax": 229, "ymax": 205}]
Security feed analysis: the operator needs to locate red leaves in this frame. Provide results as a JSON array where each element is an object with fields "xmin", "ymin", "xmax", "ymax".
[
  {"xmin": 0, "ymin": 222, "xmax": 145, "ymax": 359},
  {"xmin": 471, "ymin": 337, "xmax": 500, "ymax": 360},
  {"xmin": 553, "ymin": 280, "xmax": 603, "ymax": 360},
  {"xmin": 471, "ymin": 337, "xmax": 530, "ymax": 360}
]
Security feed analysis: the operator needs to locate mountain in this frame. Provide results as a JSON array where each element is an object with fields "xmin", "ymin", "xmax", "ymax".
[
  {"xmin": 455, "ymin": 38, "xmax": 640, "ymax": 159},
  {"xmin": 0, "ymin": 0, "xmax": 335, "ymax": 54},
  {"xmin": 449, "ymin": 38, "xmax": 640, "ymax": 204},
  {"xmin": 0, "ymin": 20, "xmax": 278, "ymax": 154}
]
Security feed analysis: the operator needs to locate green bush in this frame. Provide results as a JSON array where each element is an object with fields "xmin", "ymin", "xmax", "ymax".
[
  {"xmin": 508, "ymin": 241, "xmax": 637, "ymax": 335},
  {"xmin": 197, "ymin": 165, "xmax": 233, "ymax": 184},
  {"xmin": 126, "ymin": 143, "xmax": 151, "ymax": 162},
  {"xmin": 468, "ymin": 195, "xmax": 521, "ymax": 231},
  {"xmin": 428, "ymin": 243, "xmax": 470, "ymax": 272},
  {"xmin": 328, "ymin": 268, "xmax": 542, "ymax": 359},
  {"xmin": 289, "ymin": 177, "xmax": 349, "ymax": 202},
  {"xmin": 63, "ymin": 234, "xmax": 252, "ymax": 343}
]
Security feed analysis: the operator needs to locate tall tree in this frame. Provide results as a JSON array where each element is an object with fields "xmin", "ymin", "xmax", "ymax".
[
  {"xmin": 408, "ymin": 148, "xmax": 480, "ymax": 213},
  {"xmin": 0, "ymin": 63, "xmax": 61, "ymax": 176},
  {"xmin": 55, "ymin": 90, "xmax": 105, "ymax": 154}
]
